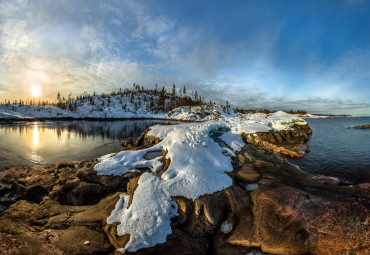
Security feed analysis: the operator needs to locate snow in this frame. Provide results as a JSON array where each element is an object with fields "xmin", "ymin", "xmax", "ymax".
[
  {"xmin": 220, "ymin": 131, "xmax": 246, "ymax": 151},
  {"xmin": 301, "ymin": 113, "xmax": 331, "ymax": 119},
  {"xmin": 267, "ymin": 111, "xmax": 307, "ymax": 130},
  {"xmin": 107, "ymin": 194, "xmax": 130, "ymax": 225},
  {"xmin": 220, "ymin": 220, "xmax": 233, "ymax": 234},
  {"xmin": 95, "ymin": 110, "xmax": 307, "ymax": 252},
  {"xmin": 107, "ymin": 173, "xmax": 178, "ymax": 252},
  {"xmin": 0, "ymin": 93, "xmax": 167, "ymax": 120},
  {"xmin": 166, "ymin": 106, "xmax": 235, "ymax": 121},
  {"xmin": 94, "ymin": 146, "xmax": 163, "ymax": 176}
]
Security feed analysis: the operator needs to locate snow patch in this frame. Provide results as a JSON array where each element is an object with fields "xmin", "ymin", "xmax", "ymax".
[
  {"xmin": 220, "ymin": 132, "xmax": 244, "ymax": 151},
  {"xmin": 94, "ymin": 145, "xmax": 163, "ymax": 175},
  {"xmin": 220, "ymin": 220, "xmax": 233, "ymax": 234},
  {"xmin": 108, "ymin": 173, "xmax": 178, "ymax": 253}
]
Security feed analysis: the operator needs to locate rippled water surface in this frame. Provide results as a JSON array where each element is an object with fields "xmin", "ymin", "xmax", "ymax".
[
  {"xmin": 291, "ymin": 117, "xmax": 370, "ymax": 183},
  {"xmin": 0, "ymin": 120, "xmax": 172, "ymax": 168}
]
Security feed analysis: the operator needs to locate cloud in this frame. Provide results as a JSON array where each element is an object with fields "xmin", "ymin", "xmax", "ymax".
[{"xmin": 0, "ymin": 0, "xmax": 369, "ymax": 115}]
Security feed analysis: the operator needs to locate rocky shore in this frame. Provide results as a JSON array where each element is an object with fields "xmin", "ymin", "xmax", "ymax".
[{"xmin": 0, "ymin": 122, "xmax": 369, "ymax": 255}]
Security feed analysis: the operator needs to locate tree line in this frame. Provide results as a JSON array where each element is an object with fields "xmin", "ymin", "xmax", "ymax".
[{"xmin": 0, "ymin": 84, "xmax": 231, "ymax": 113}]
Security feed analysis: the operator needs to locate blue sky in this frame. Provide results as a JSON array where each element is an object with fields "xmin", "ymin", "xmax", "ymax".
[{"xmin": 0, "ymin": 0, "xmax": 369, "ymax": 115}]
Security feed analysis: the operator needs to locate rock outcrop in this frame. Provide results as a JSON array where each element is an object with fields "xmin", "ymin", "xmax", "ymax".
[
  {"xmin": 0, "ymin": 124, "xmax": 368, "ymax": 255},
  {"xmin": 241, "ymin": 124, "xmax": 312, "ymax": 158},
  {"xmin": 353, "ymin": 124, "xmax": 370, "ymax": 129}
]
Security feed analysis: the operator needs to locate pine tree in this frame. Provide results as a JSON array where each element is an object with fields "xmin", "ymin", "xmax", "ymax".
[
  {"xmin": 158, "ymin": 87, "xmax": 166, "ymax": 111},
  {"xmin": 172, "ymin": 84, "xmax": 176, "ymax": 98}
]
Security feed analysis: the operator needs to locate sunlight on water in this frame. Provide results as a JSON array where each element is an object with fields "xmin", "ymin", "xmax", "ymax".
[
  {"xmin": 0, "ymin": 120, "xmax": 171, "ymax": 168},
  {"xmin": 32, "ymin": 125, "xmax": 39, "ymax": 148}
]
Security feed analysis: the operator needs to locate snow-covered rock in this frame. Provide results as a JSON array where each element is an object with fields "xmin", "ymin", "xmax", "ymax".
[
  {"xmin": 94, "ymin": 111, "xmax": 308, "ymax": 252},
  {"xmin": 166, "ymin": 106, "xmax": 235, "ymax": 121}
]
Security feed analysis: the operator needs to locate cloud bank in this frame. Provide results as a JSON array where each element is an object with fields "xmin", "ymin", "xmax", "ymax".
[{"xmin": 0, "ymin": 0, "xmax": 369, "ymax": 115}]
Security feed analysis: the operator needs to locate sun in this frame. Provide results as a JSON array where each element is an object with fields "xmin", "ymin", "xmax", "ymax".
[{"xmin": 30, "ymin": 86, "xmax": 42, "ymax": 98}]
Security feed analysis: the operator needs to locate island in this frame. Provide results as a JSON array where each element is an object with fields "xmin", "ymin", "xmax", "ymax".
[{"xmin": 354, "ymin": 124, "xmax": 370, "ymax": 129}]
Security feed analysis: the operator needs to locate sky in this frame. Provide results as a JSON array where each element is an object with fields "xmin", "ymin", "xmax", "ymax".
[{"xmin": 0, "ymin": 0, "xmax": 370, "ymax": 115}]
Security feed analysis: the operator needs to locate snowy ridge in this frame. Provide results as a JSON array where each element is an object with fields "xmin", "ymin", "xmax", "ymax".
[
  {"xmin": 0, "ymin": 93, "xmax": 167, "ymax": 119},
  {"xmin": 0, "ymin": 94, "xmax": 315, "ymax": 124},
  {"xmin": 94, "ymin": 111, "xmax": 307, "ymax": 252}
]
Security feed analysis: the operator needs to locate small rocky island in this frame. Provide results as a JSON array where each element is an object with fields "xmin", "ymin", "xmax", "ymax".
[
  {"xmin": 0, "ymin": 109, "xmax": 368, "ymax": 255},
  {"xmin": 354, "ymin": 124, "xmax": 370, "ymax": 129}
]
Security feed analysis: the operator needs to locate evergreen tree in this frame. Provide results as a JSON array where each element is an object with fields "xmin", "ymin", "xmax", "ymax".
[
  {"xmin": 172, "ymin": 84, "xmax": 176, "ymax": 98},
  {"xmin": 158, "ymin": 87, "xmax": 166, "ymax": 111}
]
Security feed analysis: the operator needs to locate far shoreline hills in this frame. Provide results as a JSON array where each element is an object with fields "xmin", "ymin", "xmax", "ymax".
[
  {"xmin": 0, "ymin": 84, "xmax": 362, "ymax": 121},
  {"xmin": 0, "ymin": 112, "xmax": 361, "ymax": 123}
]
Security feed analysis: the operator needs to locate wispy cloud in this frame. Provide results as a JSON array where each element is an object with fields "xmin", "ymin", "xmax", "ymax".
[{"xmin": 0, "ymin": 0, "xmax": 369, "ymax": 115}]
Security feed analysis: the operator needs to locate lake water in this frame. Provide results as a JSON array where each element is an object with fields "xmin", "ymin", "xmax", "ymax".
[
  {"xmin": 1, "ymin": 118, "xmax": 369, "ymax": 184},
  {"xmin": 0, "ymin": 120, "xmax": 172, "ymax": 169},
  {"xmin": 291, "ymin": 117, "xmax": 370, "ymax": 184}
]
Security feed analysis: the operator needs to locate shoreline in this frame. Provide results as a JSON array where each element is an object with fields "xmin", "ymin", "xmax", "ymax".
[
  {"xmin": 0, "ymin": 119, "xmax": 368, "ymax": 254},
  {"xmin": 2, "ymin": 113, "xmax": 367, "ymax": 123},
  {"xmin": 0, "ymin": 117, "xmax": 200, "ymax": 124}
]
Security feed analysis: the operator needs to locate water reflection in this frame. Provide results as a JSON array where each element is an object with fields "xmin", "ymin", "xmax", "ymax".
[
  {"xmin": 33, "ymin": 125, "xmax": 39, "ymax": 148},
  {"xmin": 0, "ymin": 120, "xmax": 174, "ymax": 168}
]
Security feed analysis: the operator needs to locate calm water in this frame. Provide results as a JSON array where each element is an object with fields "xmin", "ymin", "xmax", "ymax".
[
  {"xmin": 1, "ymin": 118, "xmax": 369, "ymax": 184},
  {"xmin": 291, "ymin": 117, "xmax": 370, "ymax": 184},
  {"xmin": 0, "ymin": 120, "xmax": 172, "ymax": 168}
]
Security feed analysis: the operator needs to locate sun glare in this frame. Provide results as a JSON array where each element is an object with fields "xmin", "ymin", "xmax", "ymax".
[
  {"xmin": 30, "ymin": 86, "xmax": 42, "ymax": 98},
  {"xmin": 32, "ymin": 125, "xmax": 39, "ymax": 147}
]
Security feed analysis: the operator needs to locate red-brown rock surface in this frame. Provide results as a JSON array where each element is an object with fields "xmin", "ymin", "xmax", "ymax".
[{"xmin": 0, "ymin": 124, "xmax": 368, "ymax": 255}]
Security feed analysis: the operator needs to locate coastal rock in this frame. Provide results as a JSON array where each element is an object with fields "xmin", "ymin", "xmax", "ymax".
[
  {"xmin": 0, "ymin": 125, "xmax": 368, "ymax": 255},
  {"xmin": 121, "ymin": 139, "xmax": 134, "ymax": 147},
  {"xmin": 57, "ymin": 180, "xmax": 109, "ymax": 206},
  {"xmin": 242, "ymin": 124, "xmax": 312, "ymax": 158},
  {"xmin": 236, "ymin": 164, "xmax": 260, "ymax": 183},
  {"xmin": 353, "ymin": 124, "xmax": 370, "ymax": 129},
  {"xmin": 134, "ymin": 128, "xmax": 161, "ymax": 147},
  {"xmin": 356, "ymin": 182, "xmax": 370, "ymax": 189},
  {"xmin": 311, "ymin": 175, "xmax": 340, "ymax": 186},
  {"xmin": 77, "ymin": 166, "xmax": 139, "ymax": 191},
  {"xmin": 0, "ymin": 194, "xmax": 120, "ymax": 254},
  {"xmin": 126, "ymin": 175, "xmax": 141, "ymax": 208},
  {"xmin": 128, "ymin": 228, "xmax": 196, "ymax": 255}
]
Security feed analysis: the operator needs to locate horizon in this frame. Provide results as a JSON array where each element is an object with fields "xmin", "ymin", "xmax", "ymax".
[
  {"xmin": 1, "ymin": 0, "xmax": 370, "ymax": 116},
  {"xmin": 1, "ymin": 85, "xmax": 369, "ymax": 117}
]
